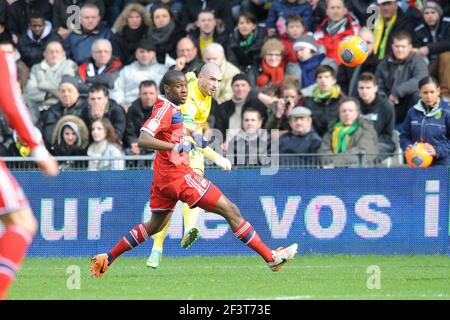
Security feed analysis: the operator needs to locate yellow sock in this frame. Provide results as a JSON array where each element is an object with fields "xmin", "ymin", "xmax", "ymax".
[
  {"xmin": 152, "ymin": 221, "xmax": 170, "ymax": 252},
  {"xmin": 182, "ymin": 203, "xmax": 200, "ymax": 233}
]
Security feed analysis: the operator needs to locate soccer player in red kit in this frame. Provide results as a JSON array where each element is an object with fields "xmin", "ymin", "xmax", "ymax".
[
  {"xmin": 90, "ymin": 70, "xmax": 297, "ymax": 277},
  {"xmin": 0, "ymin": 51, "xmax": 59, "ymax": 300}
]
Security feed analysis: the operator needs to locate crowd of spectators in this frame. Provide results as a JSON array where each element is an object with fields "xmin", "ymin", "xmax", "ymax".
[{"xmin": 0, "ymin": 0, "xmax": 449, "ymax": 169}]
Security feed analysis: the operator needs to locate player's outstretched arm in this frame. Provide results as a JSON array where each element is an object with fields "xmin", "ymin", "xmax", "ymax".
[
  {"xmin": 201, "ymin": 146, "xmax": 232, "ymax": 172},
  {"xmin": 138, "ymin": 131, "xmax": 174, "ymax": 151}
]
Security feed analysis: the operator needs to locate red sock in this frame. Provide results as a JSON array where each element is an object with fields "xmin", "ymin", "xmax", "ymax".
[
  {"xmin": 107, "ymin": 224, "xmax": 149, "ymax": 265},
  {"xmin": 0, "ymin": 225, "xmax": 33, "ymax": 300},
  {"xmin": 233, "ymin": 220, "xmax": 274, "ymax": 263}
]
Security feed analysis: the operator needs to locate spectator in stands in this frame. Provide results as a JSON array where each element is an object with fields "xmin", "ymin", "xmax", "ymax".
[
  {"xmin": 202, "ymin": 43, "xmax": 241, "ymax": 104},
  {"xmin": 87, "ymin": 117, "xmax": 125, "ymax": 170},
  {"xmin": 266, "ymin": 0, "xmax": 313, "ymax": 37},
  {"xmin": 278, "ymin": 106, "xmax": 322, "ymax": 165},
  {"xmin": 77, "ymin": 39, "xmax": 122, "ymax": 97},
  {"xmin": 400, "ymin": 76, "xmax": 450, "ymax": 166},
  {"xmin": 308, "ymin": 0, "xmax": 327, "ymax": 31},
  {"xmin": 356, "ymin": 72, "xmax": 396, "ymax": 156},
  {"xmin": 65, "ymin": 3, "xmax": 112, "ymax": 65},
  {"xmin": 82, "ymin": 83, "xmax": 126, "ymax": 142},
  {"xmin": 413, "ymin": 1, "xmax": 450, "ymax": 101},
  {"xmin": 25, "ymin": 41, "xmax": 78, "ymax": 123},
  {"xmin": 17, "ymin": 12, "xmax": 62, "ymax": 68},
  {"xmin": 38, "ymin": 75, "xmax": 87, "ymax": 149},
  {"xmin": 125, "ymin": 80, "xmax": 157, "ymax": 156},
  {"xmin": 50, "ymin": 115, "xmax": 89, "ymax": 157},
  {"xmin": 172, "ymin": 37, "xmax": 203, "ymax": 73},
  {"xmin": 234, "ymin": 0, "xmax": 271, "ymax": 24},
  {"xmin": 213, "ymin": 73, "xmax": 269, "ymax": 141},
  {"xmin": 303, "ymin": 65, "xmax": 345, "ymax": 136},
  {"xmin": 286, "ymin": 34, "xmax": 336, "ymax": 89},
  {"xmin": 110, "ymin": 39, "xmax": 167, "ymax": 111},
  {"xmin": 279, "ymin": 14, "xmax": 307, "ymax": 63},
  {"xmin": 181, "ymin": 0, "xmax": 233, "ymax": 34},
  {"xmin": 0, "ymin": 39, "xmax": 29, "ymax": 90},
  {"xmin": 111, "ymin": 3, "xmax": 151, "ymax": 65},
  {"xmin": 147, "ymin": 0, "xmax": 184, "ymax": 17},
  {"xmin": 226, "ymin": 11, "xmax": 267, "ymax": 86},
  {"xmin": 314, "ymin": 0, "xmax": 361, "ymax": 65},
  {"xmin": 0, "ymin": 113, "xmax": 14, "ymax": 156},
  {"xmin": 53, "ymin": 0, "xmax": 105, "ymax": 40},
  {"xmin": 337, "ymin": 27, "xmax": 379, "ymax": 96},
  {"xmin": 375, "ymin": 30, "xmax": 429, "ymax": 129},
  {"xmin": 346, "ymin": 0, "xmax": 377, "ymax": 26},
  {"xmin": 148, "ymin": 4, "xmax": 186, "ymax": 66},
  {"xmin": 372, "ymin": 0, "xmax": 415, "ymax": 60},
  {"xmin": 187, "ymin": 9, "xmax": 226, "ymax": 59},
  {"xmin": 0, "ymin": 13, "xmax": 12, "ymax": 43},
  {"xmin": 319, "ymin": 97, "xmax": 379, "ymax": 167},
  {"xmin": 226, "ymin": 107, "xmax": 271, "ymax": 165},
  {"xmin": 256, "ymin": 38, "xmax": 287, "ymax": 92},
  {"xmin": 267, "ymin": 80, "xmax": 302, "ymax": 131}
]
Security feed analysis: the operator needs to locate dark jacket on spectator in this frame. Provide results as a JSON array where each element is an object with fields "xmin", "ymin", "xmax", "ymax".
[
  {"xmin": 5, "ymin": 0, "xmax": 53, "ymax": 37},
  {"xmin": 38, "ymin": 98, "xmax": 87, "ymax": 149},
  {"xmin": 125, "ymin": 98, "xmax": 153, "ymax": 149},
  {"xmin": 226, "ymin": 26, "xmax": 267, "ymax": 86},
  {"xmin": 81, "ymin": 98, "xmax": 127, "ymax": 141},
  {"xmin": 111, "ymin": 24, "xmax": 150, "ymax": 65},
  {"xmin": 149, "ymin": 21, "xmax": 186, "ymax": 65},
  {"xmin": 77, "ymin": 56, "xmax": 122, "ymax": 96},
  {"xmin": 181, "ymin": 0, "xmax": 233, "ymax": 33},
  {"xmin": 358, "ymin": 93, "xmax": 396, "ymax": 154},
  {"xmin": 400, "ymin": 99, "xmax": 450, "ymax": 166},
  {"xmin": 17, "ymin": 21, "xmax": 62, "ymax": 68},
  {"xmin": 65, "ymin": 21, "xmax": 112, "ymax": 65},
  {"xmin": 413, "ymin": 16, "xmax": 450, "ymax": 63},
  {"xmin": 279, "ymin": 129, "xmax": 322, "ymax": 165},
  {"xmin": 346, "ymin": 0, "xmax": 377, "ymax": 26},
  {"xmin": 266, "ymin": 0, "xmax": 313, "ymax": 31},
  {"xmin": 53, "ymin": 0, "xmax": 105, "ymax": 31},
  {"xmin": 337, "ymin": 53, "xmax": 379, "ymax": 96}
]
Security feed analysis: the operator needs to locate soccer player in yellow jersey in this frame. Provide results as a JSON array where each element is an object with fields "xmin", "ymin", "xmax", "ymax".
[{"xmin": 147, "ymin": 63, "xmax": 231, "ymax": 268}]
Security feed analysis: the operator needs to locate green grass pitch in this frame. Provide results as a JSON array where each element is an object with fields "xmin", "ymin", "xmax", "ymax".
[{"xmin": 7, "ymin": 255, "xmax": 450, "ymax": 300}]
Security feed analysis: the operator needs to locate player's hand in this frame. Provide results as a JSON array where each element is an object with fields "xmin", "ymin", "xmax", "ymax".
[
  {"xmin": 215, "ymin": 155, "xmax": 232, "ymax": 172},
  {"xmin": 36, "ymin": 156, "xmax": 59, "ymax": 176},
  {"xmin": 173, "ymin": 140, "xmax": 195, "ymax": 154},
  {"xmin": 192, "ymin": 132, "xmax": 209, "ymax": 148}
]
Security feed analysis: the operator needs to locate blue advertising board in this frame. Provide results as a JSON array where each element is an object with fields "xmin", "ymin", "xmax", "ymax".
[{"xmin": 9, "ymin": 168, "xmax": 449, "ymax": 256}]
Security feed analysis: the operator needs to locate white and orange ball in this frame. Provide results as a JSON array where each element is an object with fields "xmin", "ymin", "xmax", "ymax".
[
  {"xmin": 405, "ymin": 142, "xmax": 434, "ymax": 168},
  {"xmin": 337, "ymin": 35, "xmax": 369, "ymax": 67}
]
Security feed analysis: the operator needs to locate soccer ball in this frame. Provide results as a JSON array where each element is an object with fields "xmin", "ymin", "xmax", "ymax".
[
  {"xmin": 337, "ymin": 35, "xmax": 369, "ymax": 67},
  {"xmin": 404, "ymin": 142, "xmax": 434, "ymax": 168}
]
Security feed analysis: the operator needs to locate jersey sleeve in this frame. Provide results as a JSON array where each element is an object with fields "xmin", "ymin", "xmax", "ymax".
[
  {"xmin": 140, "ymin": 100, "xmax": 172, "ymax": 137},
  {"xmin": 0, "ymin": 51, "xmax": 43, "ymax": 151},
  {"xmin": 181, "ymin": 77, "xmax": 200, "ymax": 133}
]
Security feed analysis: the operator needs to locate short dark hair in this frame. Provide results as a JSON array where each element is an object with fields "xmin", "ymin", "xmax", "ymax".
[
  {"xmin": 159, "ymin": 70, "xmax": 185, "ymax": 94},
  {"xmin": 242, "ymin": 107, "xmax": 262, "ymax": 121},
  {"xmin": 29, "ymin": 11, "xmax": 46, "ymax": 23},
  {"xmin": 198, "ymin": 9, "xmax": 215, "ymax": 19},
  {"xmin": 358, "ymin": 72, "xmax": 377, "ymax": 85},
  {"xmin": 285, "ymin": 14, "xmax": 304, "ymax": 26},
  {"xmin": 392, "ymin": 30, "xmax": 412, "ymax": 45},
  {"xmin": 418, "ymin": 76, "xmax": 440, "ymax": 89},
  {"xmin": 150, "ymin": 4, "xmax": 174, "ymax": 26},
  {"xmin": 237, "ymin": 11, "xmax": 257, "ymax": 25},
  {"xmin": 139, "ymin": 80, "xmax": 158, "ymax": 92},
  {"xmin": 88, "ymin": 83, "xmax": 109, "ymax": 96},
  {"xmin": 315, "ymin": 65, "xmax": 336, "ymax": 80},
  {"xmin": 339, "ymin": 97, "xmax": 361, "ymax": 112}
]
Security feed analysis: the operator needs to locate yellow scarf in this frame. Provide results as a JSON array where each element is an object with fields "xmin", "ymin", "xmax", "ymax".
[
  {"xmin": 373, "ymin": 13, "xmax": 397, "ymax": 60},
  {"xmin": 331, "ymin": 120, "xmax": 359, "ymax": 153}
]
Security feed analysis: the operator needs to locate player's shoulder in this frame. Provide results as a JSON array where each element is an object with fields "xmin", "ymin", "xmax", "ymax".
[
  {"xmin": 185, "ymin": 71, "xmax": 197, "ymax": 83},
  {"xmin": 154, "ymin": 95, "xmax": 178, "ymax": 114}
]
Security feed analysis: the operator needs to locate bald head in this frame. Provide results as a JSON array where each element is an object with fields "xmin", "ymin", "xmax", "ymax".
[
  {"xmin": 198, "ymin": 62, "xmax": 223, "ymax": 97},
  {"xmin": 176, "ymin": 37, "xmax": 197, "ymax": 62},
  {"xmin": 202, "ymin": 43, "xmax": 225, "ymax": 66}
]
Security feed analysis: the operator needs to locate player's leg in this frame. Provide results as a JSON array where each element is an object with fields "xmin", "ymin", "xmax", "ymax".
[
  {"xmin": 91, "ymin": 210, "xmax": 173, "ymax": 278},
  {"xmin": 0, "ymin": 208, "xmax": 37, "ymax": 300},
  {"xmin": 147, "ymin": 218, "xmax": 170, "ymax": 269},
  {"xmin": 196, "ymin": 185, "xmax": 298, "ymax": 272}
]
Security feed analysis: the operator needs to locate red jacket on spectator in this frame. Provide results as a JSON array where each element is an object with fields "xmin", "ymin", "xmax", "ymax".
[
  {"xmin": 78, "ymin": 57, "xmax": 122, "ymax": 82},
  {"xmin": 279, "ymin": 32, "xmax": 298, "ymax": 63},
  {"xmin": 314, "ymin": 13, "xmax": 360, "ymax": 65}
]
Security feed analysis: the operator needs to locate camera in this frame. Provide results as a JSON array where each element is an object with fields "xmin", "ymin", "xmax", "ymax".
[{"xmin": 284, "ymin": 98, "xmax": 291, "ymax": 109}]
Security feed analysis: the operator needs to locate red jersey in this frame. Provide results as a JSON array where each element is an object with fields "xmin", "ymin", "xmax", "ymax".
[
  {"xmin": 0, "ymin": 51, "xmax": 43, "ymax": 151},
  {"xmin": 140, "ymin": 95, "xmax": 191, "ymax": 182}
]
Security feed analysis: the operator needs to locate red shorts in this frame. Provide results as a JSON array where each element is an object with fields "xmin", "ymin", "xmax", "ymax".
[
  {"xmin": 150, "ymin": 171, "xmax": 222, "ymax": 212},
  {"xmin": 0, "ymin": 161, "xmax": 29, "ymax": 216}
]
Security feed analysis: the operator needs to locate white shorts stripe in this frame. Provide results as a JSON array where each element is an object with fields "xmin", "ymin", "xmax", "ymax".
[{"xmin": 0, "ymin": 256, "xmax": 19, "ymax": 272}]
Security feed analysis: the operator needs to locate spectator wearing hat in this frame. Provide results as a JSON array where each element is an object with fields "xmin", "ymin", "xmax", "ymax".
[
  {"xmin": 110, "ymin": 38, "xmax": 168, "ymax": 111},
  {"xmin": 372, "ymin": 0, "xmax": 416, "ymax": 61},
  {"xmin": 38, "ymin": 75, "xmax": 87, "ymax": 149},
  {"xmin": 77, "ymin": 39, "xmax": 122, "ymax": 97},
  {"xmin": 337, "ymin": 27, "xmax": 380, "ymax": 96},
  {"xmin": 64, "ymin": 2, "xmax": 112, "ymax": 65},
  {"xmin": 286, "ymin": 34, "xmax": 336, "ymax": 89},
  {"xmin": 413, "ymin": 0, "xmax": 450, "ymax": 101},
  {"xmin": 278, "ymin": 105, "xmax": 322, "ymax": 166},
  {"xmin": 24, "ymin": 41, "xmax": 78, "ymax": 123},
  {"xmin": 202, "ymin": 42, "xmax": 240, "ymax": 104},
  {"xmin": 319, "ymin": 97, "xmax": 379, "ymax": 167},
  {"xmin": 213, "ymin": 73, "xmax": 269, "ymax": 142},
  {"xmin": 314, "ymin": 0, "xmax": 361, "ymax": 65},
  {"xmin": 50, "ymin": 114, "xmax": 90, "ymax": 159}
]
